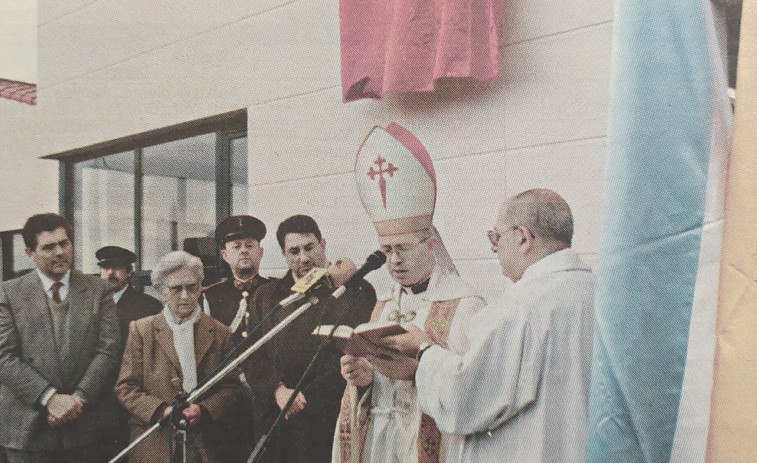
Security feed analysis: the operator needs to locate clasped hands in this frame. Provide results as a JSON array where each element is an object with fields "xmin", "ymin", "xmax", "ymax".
[
  {"xmin": 340, "ymin": 325, "xmax": 433, "ymax": 382},
  {"xmin": 275, "ymin": 384, "xmax": 306, "ymax": 420},
  {"xmin": 161, "ymin": 403, "xmax": 202, "ymax": 427},
  {"xmin": 46, "ymin": 393, "xmax": 83, "ymax": 427}
]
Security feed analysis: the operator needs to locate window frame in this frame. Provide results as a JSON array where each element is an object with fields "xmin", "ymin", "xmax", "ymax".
[{"xmin": 47, "ymin": 109, "xmax": 247, "ymax": 286}]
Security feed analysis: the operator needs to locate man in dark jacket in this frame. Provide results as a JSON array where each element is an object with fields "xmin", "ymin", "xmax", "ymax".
[
  {"xmin": 96, "ymin": 246, "xmax": 162, "ymax": 355},
  {"xmin": 202, "ymin": 215, "xmax": 269, "ymax": 345},
  {"xmin": 95, "ymin": 245, "xmax": 162, "ymax": 461},
  {"xmin": 201, "ymin": 215, "xmax": 269, "ymax": 462},
  {"xmin": 247, "ymin": 214, "xmax": 376, "ymax": 463}
]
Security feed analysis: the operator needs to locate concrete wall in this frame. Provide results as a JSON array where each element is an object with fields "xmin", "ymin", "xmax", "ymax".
[{"xmin": 0, "ymin": 0, "xmax": 612, "ymax": 302}]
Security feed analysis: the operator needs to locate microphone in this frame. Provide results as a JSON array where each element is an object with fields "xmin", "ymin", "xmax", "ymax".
[
  {"xmin": 326, "ymin": 257, "xmax": 359, "ymax": 287},
  {"xmin": 329, "ymin": 251, "xmax": 386, "ymax": 299},
  {"xmin": 276, "ymin": 258, "xmax": 358, "ymax": 307},
  {"xmin": 277, "ymin": 267, "xmax": 329, "ymax": 307}
]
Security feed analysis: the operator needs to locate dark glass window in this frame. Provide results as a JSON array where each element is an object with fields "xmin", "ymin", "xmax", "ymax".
[
  {"xmin": 47, "ymin": 111, "xmax": 247, "ymax": 283},
  {"xmin": 73, "ymin": 151, "xmax": 135, "ymax": 273},
  {"xmin": 142, "ymin": 133, "xmax": 217, "ymax": 270}
]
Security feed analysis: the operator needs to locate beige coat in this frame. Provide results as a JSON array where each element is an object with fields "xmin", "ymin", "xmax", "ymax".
[{"xmin": 115, "ymin": 311, "xmax": 241, "ymax": 463}]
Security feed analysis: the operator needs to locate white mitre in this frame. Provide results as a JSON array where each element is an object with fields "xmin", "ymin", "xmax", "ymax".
[
  {"xmin": 354, "ymin": 122, "xmax": 437, "ymax": 236},
  {"xmin": 355, "ymin": 122, "xmax": 458, "ymax": 276}
]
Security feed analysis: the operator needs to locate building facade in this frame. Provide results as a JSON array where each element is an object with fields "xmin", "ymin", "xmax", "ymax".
[{"xmin": 3, "ymin": 0, "xmax": 616, "ymax": 300}]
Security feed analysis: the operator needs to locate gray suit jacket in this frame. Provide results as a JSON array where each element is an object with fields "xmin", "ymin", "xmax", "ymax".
[{"xmin": 0, "ymin": 269, "xmax": 121, "ymax": 451}]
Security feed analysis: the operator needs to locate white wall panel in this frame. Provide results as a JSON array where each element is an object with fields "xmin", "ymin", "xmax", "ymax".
[
  {"xmin": 248, "ymin": 24, "xmax": 611, "ymax": 187},
  {"xmin": 36, "ymin": 0, "xmax": 342, "ymax": 155},
  {"xmin": 0, "ymin": 100, "xmax": 59, "ymax": 228},
  {"xmin": 432, "ymin": 151, "xmax": 507, "ymax": 261},
  {"xmin": 39, "ymin": 0, "xmax": 95, "ymax": 26},
  {"xmin": 455, "ymin": 259, "xmax": 511, "ymax": 307},
  {"xmin": 500, "ymin": 137, "xmax": 606, "ymax": 255},
  {"xmin": 39, "ymin": 0, "xmax": 295, "ymax": 87},
  {"xmin": 501, "ymin": 0, "xmax": 612, "ymax": 45}
]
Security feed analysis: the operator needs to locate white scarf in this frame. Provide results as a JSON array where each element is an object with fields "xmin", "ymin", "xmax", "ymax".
[{"xmin": 162, "ymin": 305, "xmax": 201, "ymax": 393}]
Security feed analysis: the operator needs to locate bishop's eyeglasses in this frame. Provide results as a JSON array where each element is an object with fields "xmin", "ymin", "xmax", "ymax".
[{"xmin": 380, "ymin": 236, "xmax": 430, "ymax": 258}]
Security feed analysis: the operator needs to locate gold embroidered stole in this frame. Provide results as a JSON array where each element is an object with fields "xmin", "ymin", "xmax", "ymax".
[{"xmin": 333, "ymin": 298, "xmax": 461, "ymax": 463}]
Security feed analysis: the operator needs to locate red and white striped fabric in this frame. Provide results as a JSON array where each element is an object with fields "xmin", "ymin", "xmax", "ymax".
[{"xmin": 0, "ymin": 78, "xmax": 36, "ymax": 105}]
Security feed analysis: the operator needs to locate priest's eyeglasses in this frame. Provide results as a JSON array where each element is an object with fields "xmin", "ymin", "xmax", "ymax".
[
  {"xmin": 488, "ymin": 226, "xmax": 522, "ymax": 246},
  {"xmin": 380, "ymin": 237, "xmax": 430, "ymax": 258}
]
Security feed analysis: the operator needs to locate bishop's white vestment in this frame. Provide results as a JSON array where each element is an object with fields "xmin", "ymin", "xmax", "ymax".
[{"xmin": 333, "ymin": 264, "xmax": 485, "ymax": 463}]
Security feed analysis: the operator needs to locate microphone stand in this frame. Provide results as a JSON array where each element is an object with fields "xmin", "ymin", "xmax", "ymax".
[
  {"xmin": 107, "ymin": 294, "xmax": 322, "ymax": 463},
  {"xmin": 174, "ymin": 418, "xmax": 189, "ymax": 463}
]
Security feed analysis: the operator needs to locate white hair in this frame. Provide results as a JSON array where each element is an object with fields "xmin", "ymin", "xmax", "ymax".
[{"xmin": 151, "ymin": 251, "xmax": 204, "ymax": 291}]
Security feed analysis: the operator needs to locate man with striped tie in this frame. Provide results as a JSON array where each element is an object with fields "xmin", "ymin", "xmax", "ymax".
[{"xmin": 0, "ymin": 213, "xmax": 120, "ymax": 463}]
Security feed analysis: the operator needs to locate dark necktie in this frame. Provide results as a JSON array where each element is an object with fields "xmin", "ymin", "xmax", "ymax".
[
  {"xmin": 51, "ymin": 281, "xmax": 63, "ymax": 303},
  {"xmin": 233, "ymin": 278, "xmax": 256, "ymax": 293}
]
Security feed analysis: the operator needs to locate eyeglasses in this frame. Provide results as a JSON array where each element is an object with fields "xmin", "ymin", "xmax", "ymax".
[
  {"xmin": 166, "ymin": 283, "xmax": 199, "ymax": 295},
  {"xmin": 380, "ymin": 237, "xmax": 429, "ymax": 258},
  {"xmin": 487, "ymin": 226, "xmax": 520, "ymax": 246}
]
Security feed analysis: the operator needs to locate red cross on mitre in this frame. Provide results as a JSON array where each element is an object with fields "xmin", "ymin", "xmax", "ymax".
[{"xmin": 367, "ymin": 156, "xmax": 398, "ymax": 209}]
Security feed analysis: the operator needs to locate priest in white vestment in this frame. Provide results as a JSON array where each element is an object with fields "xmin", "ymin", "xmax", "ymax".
[
  {"xmin": 332, "ymin": 122, "xmax": 485, "ymax": 463},
  {"xmin": 382, "ymin": 189, "xmax": 595, "ymax": 463}
]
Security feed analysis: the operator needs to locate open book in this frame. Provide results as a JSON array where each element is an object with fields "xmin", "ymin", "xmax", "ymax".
[{"xmin": 312, "ymin": 322, "xmax": 407, "ymax": 357}]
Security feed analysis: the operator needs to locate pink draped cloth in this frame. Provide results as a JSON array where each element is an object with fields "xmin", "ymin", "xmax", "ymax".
[{"xmin": 340, "ymin": 0, "xmax": 502, "ymax": 102}]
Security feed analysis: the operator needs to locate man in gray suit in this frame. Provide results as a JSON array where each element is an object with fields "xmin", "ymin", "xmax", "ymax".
[{"xmin": 0, "ymin": 213, "xmax": 120, "ymax": 463}]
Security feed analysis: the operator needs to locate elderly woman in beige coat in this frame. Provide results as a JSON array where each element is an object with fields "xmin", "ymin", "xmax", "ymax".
[{"xmin": 115, "ymin": 251, "xmax": 240, "ymax": 463}]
